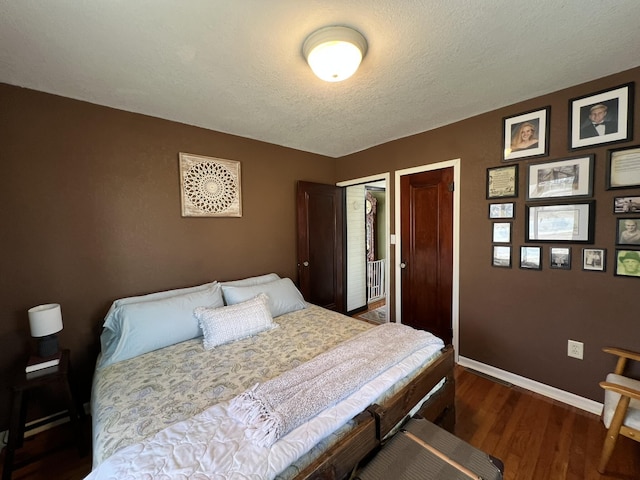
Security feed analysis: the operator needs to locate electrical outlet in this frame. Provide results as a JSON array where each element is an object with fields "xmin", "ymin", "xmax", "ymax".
[{"xmin": 568, "ymin": 340, "xmax": 584, "ymax": 359}]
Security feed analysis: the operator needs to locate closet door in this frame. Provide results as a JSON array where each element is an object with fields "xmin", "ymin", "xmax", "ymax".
[
  {"xmin": 296, "ymin": 181, "xmax": 345, "ymax": 312},
  {"xmin": 400, "ymin": 168, "xmax": 453, "ymax": 343}
]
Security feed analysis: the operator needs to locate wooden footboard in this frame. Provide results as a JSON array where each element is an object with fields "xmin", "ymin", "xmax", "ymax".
[
  {"xmin": 293, "ymin": 345, "xmax": 456, "ymax": 480},
  {"xmin": 294, "ymin": 411, "xmax": 379, "ymax": 480},
  {"xmin": 368, "ymin": 345, "xmax": 455, "ymax": 438}
]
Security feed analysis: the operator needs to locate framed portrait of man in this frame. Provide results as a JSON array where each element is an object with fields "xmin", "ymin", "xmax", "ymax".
[
  {"xmin": 614, "ymin": 249, "xmax": 640, "ymax": 278},
  {"xmin": 616, "ymin": 218, "xmax": 640, "ymax": 246},
  {"xmin": 569, "ymin": 83, "xmax": 634, "ymax": 150}
]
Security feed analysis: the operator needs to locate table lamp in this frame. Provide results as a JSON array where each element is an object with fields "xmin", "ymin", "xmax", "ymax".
[{"xmin": 28, "ymin": 303, "xmax": 63, "ymax": 357}]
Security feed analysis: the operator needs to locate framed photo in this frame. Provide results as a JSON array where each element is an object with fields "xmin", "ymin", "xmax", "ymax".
[
  {"xmin": 616, "ymin": 218, "xmax": 640, "ymax": 246},
  {"xmin": 614, "ymin": 195, "xmax": 640, "ymax": 213},
  {"xmin": 492, "ymin": 245, "xmax": 512, "ymax": 268},
  {"xmin": 550, "ymin": 247, "xmax": 571, "ymax": 270},
  {"xmin": 569, "ymin": 82, "xmax": 634, "ymax": 150},
  {"xmin": 526, "ymin": 155, "xmax": 594, "ymax": 201},
  {"xmin": 520, "ymin": 246, "xmax": 542, "ymax": 270},
  {"xmin": 607, "ymin": 145, "xmax": 640, "ymax": 190},
  {"xmin": 489, "ymin": 202, "xmax": 515, "ymax": 219},
  {"xmin": 179, "ymin": 153, "xmax": 242, "ymax": 217},
  {"xmin": 487, "ymin": 164, "xmax": 518, "ymax": 199},
  {"xmin": 502, "ymin": 107, "xmax": 550, "ymax": 162},
  {"xmin": 583, "ymin": 248, "xmax": 606, "ymax": 272},
  {"xmin": 525, "ymin": 201, "xmax": 595, "ymax": 243},
  {"xmin": 614, "ymin": 249, "xmax": 640, "ymax": 277},
  {"xmin": 492, "ymin": 222, "xmax": 512, "ymax": 243}
]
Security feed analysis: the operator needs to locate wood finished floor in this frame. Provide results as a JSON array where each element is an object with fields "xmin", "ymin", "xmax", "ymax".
[{"xmin": 2, "ymin": 366, "xmax": 639, "ymax": 479}]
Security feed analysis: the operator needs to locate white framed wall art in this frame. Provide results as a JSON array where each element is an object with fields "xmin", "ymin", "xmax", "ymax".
[{"xmin": 179, "ymin": 152, "xmax": 242, "ymax": 217}]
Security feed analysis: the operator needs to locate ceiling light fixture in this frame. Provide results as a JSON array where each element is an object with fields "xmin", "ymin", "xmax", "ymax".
[{"xmin": 303, "ymin": 26, "xmax": 368, "ymax": 82}]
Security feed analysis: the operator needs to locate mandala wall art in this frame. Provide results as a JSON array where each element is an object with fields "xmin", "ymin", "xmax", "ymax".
[{"xmin": 179, "ymin": 153, "xmax": 242, "ymax": 217}]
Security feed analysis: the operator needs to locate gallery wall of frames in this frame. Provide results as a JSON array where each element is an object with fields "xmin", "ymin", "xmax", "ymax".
[{"xmin": 487, "ymin": 82, "xmax": 640, "ymax": 278}]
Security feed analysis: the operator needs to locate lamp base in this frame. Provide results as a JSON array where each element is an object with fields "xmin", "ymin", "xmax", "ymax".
[{"xmin": 37, "ymin": 334, "xmax": 59, "ymax": 358}]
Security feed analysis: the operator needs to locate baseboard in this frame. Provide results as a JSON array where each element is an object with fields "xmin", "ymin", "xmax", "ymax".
[{"xmin": 457, "ymin": 356, "xmax": 603, "ymax": 416}]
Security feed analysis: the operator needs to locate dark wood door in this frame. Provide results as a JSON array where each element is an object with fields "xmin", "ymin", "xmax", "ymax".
[
  {"xmin": 296, "ymin": 181, "xmax": 345, "ymax": 312},
  {"xmin": 400, "ymin": 168, "xmax": 453, "ymax": 343}
]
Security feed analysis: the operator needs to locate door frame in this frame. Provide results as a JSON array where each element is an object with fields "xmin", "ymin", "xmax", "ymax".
[
  {"xmin": 337, "ymin": 172, "xmax": 391, "ymax": 322},
  {"xmin": 395, "ymin": 159, "xmax": 460, "ymax": 360}
]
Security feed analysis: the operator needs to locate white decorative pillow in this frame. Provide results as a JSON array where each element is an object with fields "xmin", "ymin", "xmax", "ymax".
[
  {"xmin": 98, "ymin": 282, "xmax": 224, "ymax": 368},
  {"xmin": 221, "ymin": 277, "xmax": 306, "ymax": 317},
  {"xmin": 195, "ymin": 293, "xmax": 276, "ymax": 350}
]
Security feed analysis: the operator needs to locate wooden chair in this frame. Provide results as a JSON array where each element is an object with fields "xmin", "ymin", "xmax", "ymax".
[{"xmin": 598, "ymin": 347, "xmax": 640, "ymax": 473}]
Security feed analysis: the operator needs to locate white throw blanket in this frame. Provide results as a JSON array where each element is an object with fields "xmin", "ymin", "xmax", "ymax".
[{"xmin": 229, "ymin": 322, "xmax": 442, "ymax": 447}]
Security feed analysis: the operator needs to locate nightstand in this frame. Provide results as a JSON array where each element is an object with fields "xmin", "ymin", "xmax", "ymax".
[{"xmin": 2, "ymin": 349, "xmax": 86, "ymax": 480}]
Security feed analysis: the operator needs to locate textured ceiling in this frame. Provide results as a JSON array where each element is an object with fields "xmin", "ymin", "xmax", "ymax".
[{"xmin": 1, "ymin": 1, "xmax": 640, "ymax": 158}]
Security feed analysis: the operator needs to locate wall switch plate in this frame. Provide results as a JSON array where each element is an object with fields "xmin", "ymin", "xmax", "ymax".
[{"xmin": 568, "ymin": 340, "xmax": 584, "ymax": 359}]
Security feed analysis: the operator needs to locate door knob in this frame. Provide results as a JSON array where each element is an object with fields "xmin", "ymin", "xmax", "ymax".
[
  {"xmin": 303, "ymin": 261, "xmax": 309, "ymax": 267},
  {"xmin": 400, "ymin": 262, "xmax": 407, "ymax": 269}
]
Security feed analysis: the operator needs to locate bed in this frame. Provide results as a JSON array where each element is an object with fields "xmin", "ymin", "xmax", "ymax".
[{"xmin": 86, "ymin": 274, "xmax": 455, "ymax": 479}]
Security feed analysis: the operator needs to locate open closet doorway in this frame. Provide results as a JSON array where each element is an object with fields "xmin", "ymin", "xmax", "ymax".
[{"xmin": 338, "ymin": 174, "xmax": 390, "ymax": 324}]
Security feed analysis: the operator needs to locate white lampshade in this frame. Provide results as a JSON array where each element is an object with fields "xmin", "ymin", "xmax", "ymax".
[
  {"xmin": 303, "ymin": 26, "xmax": 367, "ymax": 82},
  {"xmin": 28, "ymin": 303, "xmax": 63, "ymax": 337}
]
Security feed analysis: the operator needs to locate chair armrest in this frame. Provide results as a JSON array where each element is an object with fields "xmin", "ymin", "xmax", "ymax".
[
  {"xmin": 600, "ymin": 381, "xmax": 640, "ymax": 402},
  {"xmin": 603, "ymin": 347, "xmax": 640, "ymax": 361},
  {"xmin": 602, "ymin": 347, "xmax": 640, "ymax": 375}
]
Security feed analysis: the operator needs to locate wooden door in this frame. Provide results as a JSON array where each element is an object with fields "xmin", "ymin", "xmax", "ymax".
[
  {"xmin": 296, "ymin": 181, "xmax": 345, "ymax": 312},
  {"xmin": 400, "ymin": 168, "xmax": 453, "ymax": 343}
]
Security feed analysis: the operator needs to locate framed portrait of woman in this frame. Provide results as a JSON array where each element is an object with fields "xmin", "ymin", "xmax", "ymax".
[{"xmin": 502, "ymin": 107, "xmax": 550, "ymax": 162}]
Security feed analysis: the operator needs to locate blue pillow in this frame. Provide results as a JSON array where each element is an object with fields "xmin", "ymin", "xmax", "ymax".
[
  {"xmin": 98, "ymin": 283, "xmax": 223, "ymax": 368},
  {"xmin": 221, "ymin": 278, "xmax": 306, "ymax": 318},
  {"xmin": 220, "ymin": 273, "xmax": 280, "ymax": 288},
  {"xmin": 102, "ymin": 281, "xmax": 216, "ymax": 322}
]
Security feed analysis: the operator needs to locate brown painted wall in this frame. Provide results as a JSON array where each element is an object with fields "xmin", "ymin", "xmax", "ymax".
[
  {"xmin": 2, "ymin": 66, "xmax": 639, "ymax": 430},
  {"xmin": 337, "ymin": 66, "xmax": 640, "ymax": 403},
  {"xmin": 0, "ymin": 84, "xmax": 335, "ymax": 429}
]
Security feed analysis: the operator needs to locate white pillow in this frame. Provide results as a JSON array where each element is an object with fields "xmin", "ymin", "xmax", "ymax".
[
  {"xmin": 220, "ymin": 273, "xmax": 280, "ymax": 288},
  {"xmin": 98, "ymin": 283, "xmax": 224, "ymax": 368},
  {"xmin": 194, "ymin": 293, "xmax": 276, "ymax": 350},
  {"xmin": 221, "ymin": 277, "xmax": 306, "ymax": 317}
]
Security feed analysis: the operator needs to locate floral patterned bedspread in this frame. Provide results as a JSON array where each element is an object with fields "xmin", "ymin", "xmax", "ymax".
[{"xmin": 90, "ymin": 304, "xmax": 441, "ymax": 478}]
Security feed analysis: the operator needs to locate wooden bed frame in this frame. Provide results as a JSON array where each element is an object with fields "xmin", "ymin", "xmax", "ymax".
[{"xmin": 294, "ymin": 345, "xmax": 456, "ymax": 480}]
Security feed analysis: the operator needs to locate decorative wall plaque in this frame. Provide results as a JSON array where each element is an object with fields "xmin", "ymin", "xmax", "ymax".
[{"xmin": 179, "ymin": 153, "xmax": 242, "ymax": 217}]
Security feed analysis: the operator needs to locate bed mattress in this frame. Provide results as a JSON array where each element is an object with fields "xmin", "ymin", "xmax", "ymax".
[{"xmin": 90, "ymin": 304, "xmax": 444, "ymax": 478}]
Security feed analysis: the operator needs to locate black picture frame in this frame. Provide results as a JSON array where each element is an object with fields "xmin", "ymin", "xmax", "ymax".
[
  {"xmin": 520, "ymin": 246, "xmax": 542, "ymax": 270},
  {"xmin": 614, "ymin": 195, "xmax": 640, "ymax": 213},
  {"xmin": 525, "ymin": 201, "xmax": 595, "ymax": 243},
  {"xmin": 569, "ymin": 82, "xmax": 634, "ymax": 150},
  {"xmin": 489, "ymin": 202, "xmax": 515, "ymax": 219},
  {"xmin": 492, "ymin": 245, "xmax": 512, "ymax": 268},
  {"xmin": 616, "ymin": 217, "xmax": 640, "ymax": 246},
  {"xmin": 502, "ymin": 106, "xmax": 550, "ymax": 162},
  {"xmin": 614, "ymin": 249, "xmax": 640, "ymax": 278},
  {"xmin": 606, "ymin": 145, "xmax": 640, "ymax": 190},
  {"xmin": 492, "ymin": 222, "xmax": 511, "ymax": 243},
  {"xmin": 526, "ymin": 155, "xmax": 594, "ymax": 201},
  {"xmin": 583, "ymin": 248, "xmax": 606, "ymax": 272},
  {"xmin": 550, "ymin": 247, "xmax": 571, "ymax": 270},
  {"xmin": 487, "ymin": 164, "xmax": 518, "ymax": 199}
]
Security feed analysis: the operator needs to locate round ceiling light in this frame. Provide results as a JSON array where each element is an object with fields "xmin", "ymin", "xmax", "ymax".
[{"xmin": 302, "ymin": 26, "xmax": 368, "ymax": 82}]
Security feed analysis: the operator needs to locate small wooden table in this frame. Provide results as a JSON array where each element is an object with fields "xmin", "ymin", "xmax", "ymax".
[{"xmin": 2, "ymin": 349, "xmax": 86, "ymax": 480}]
